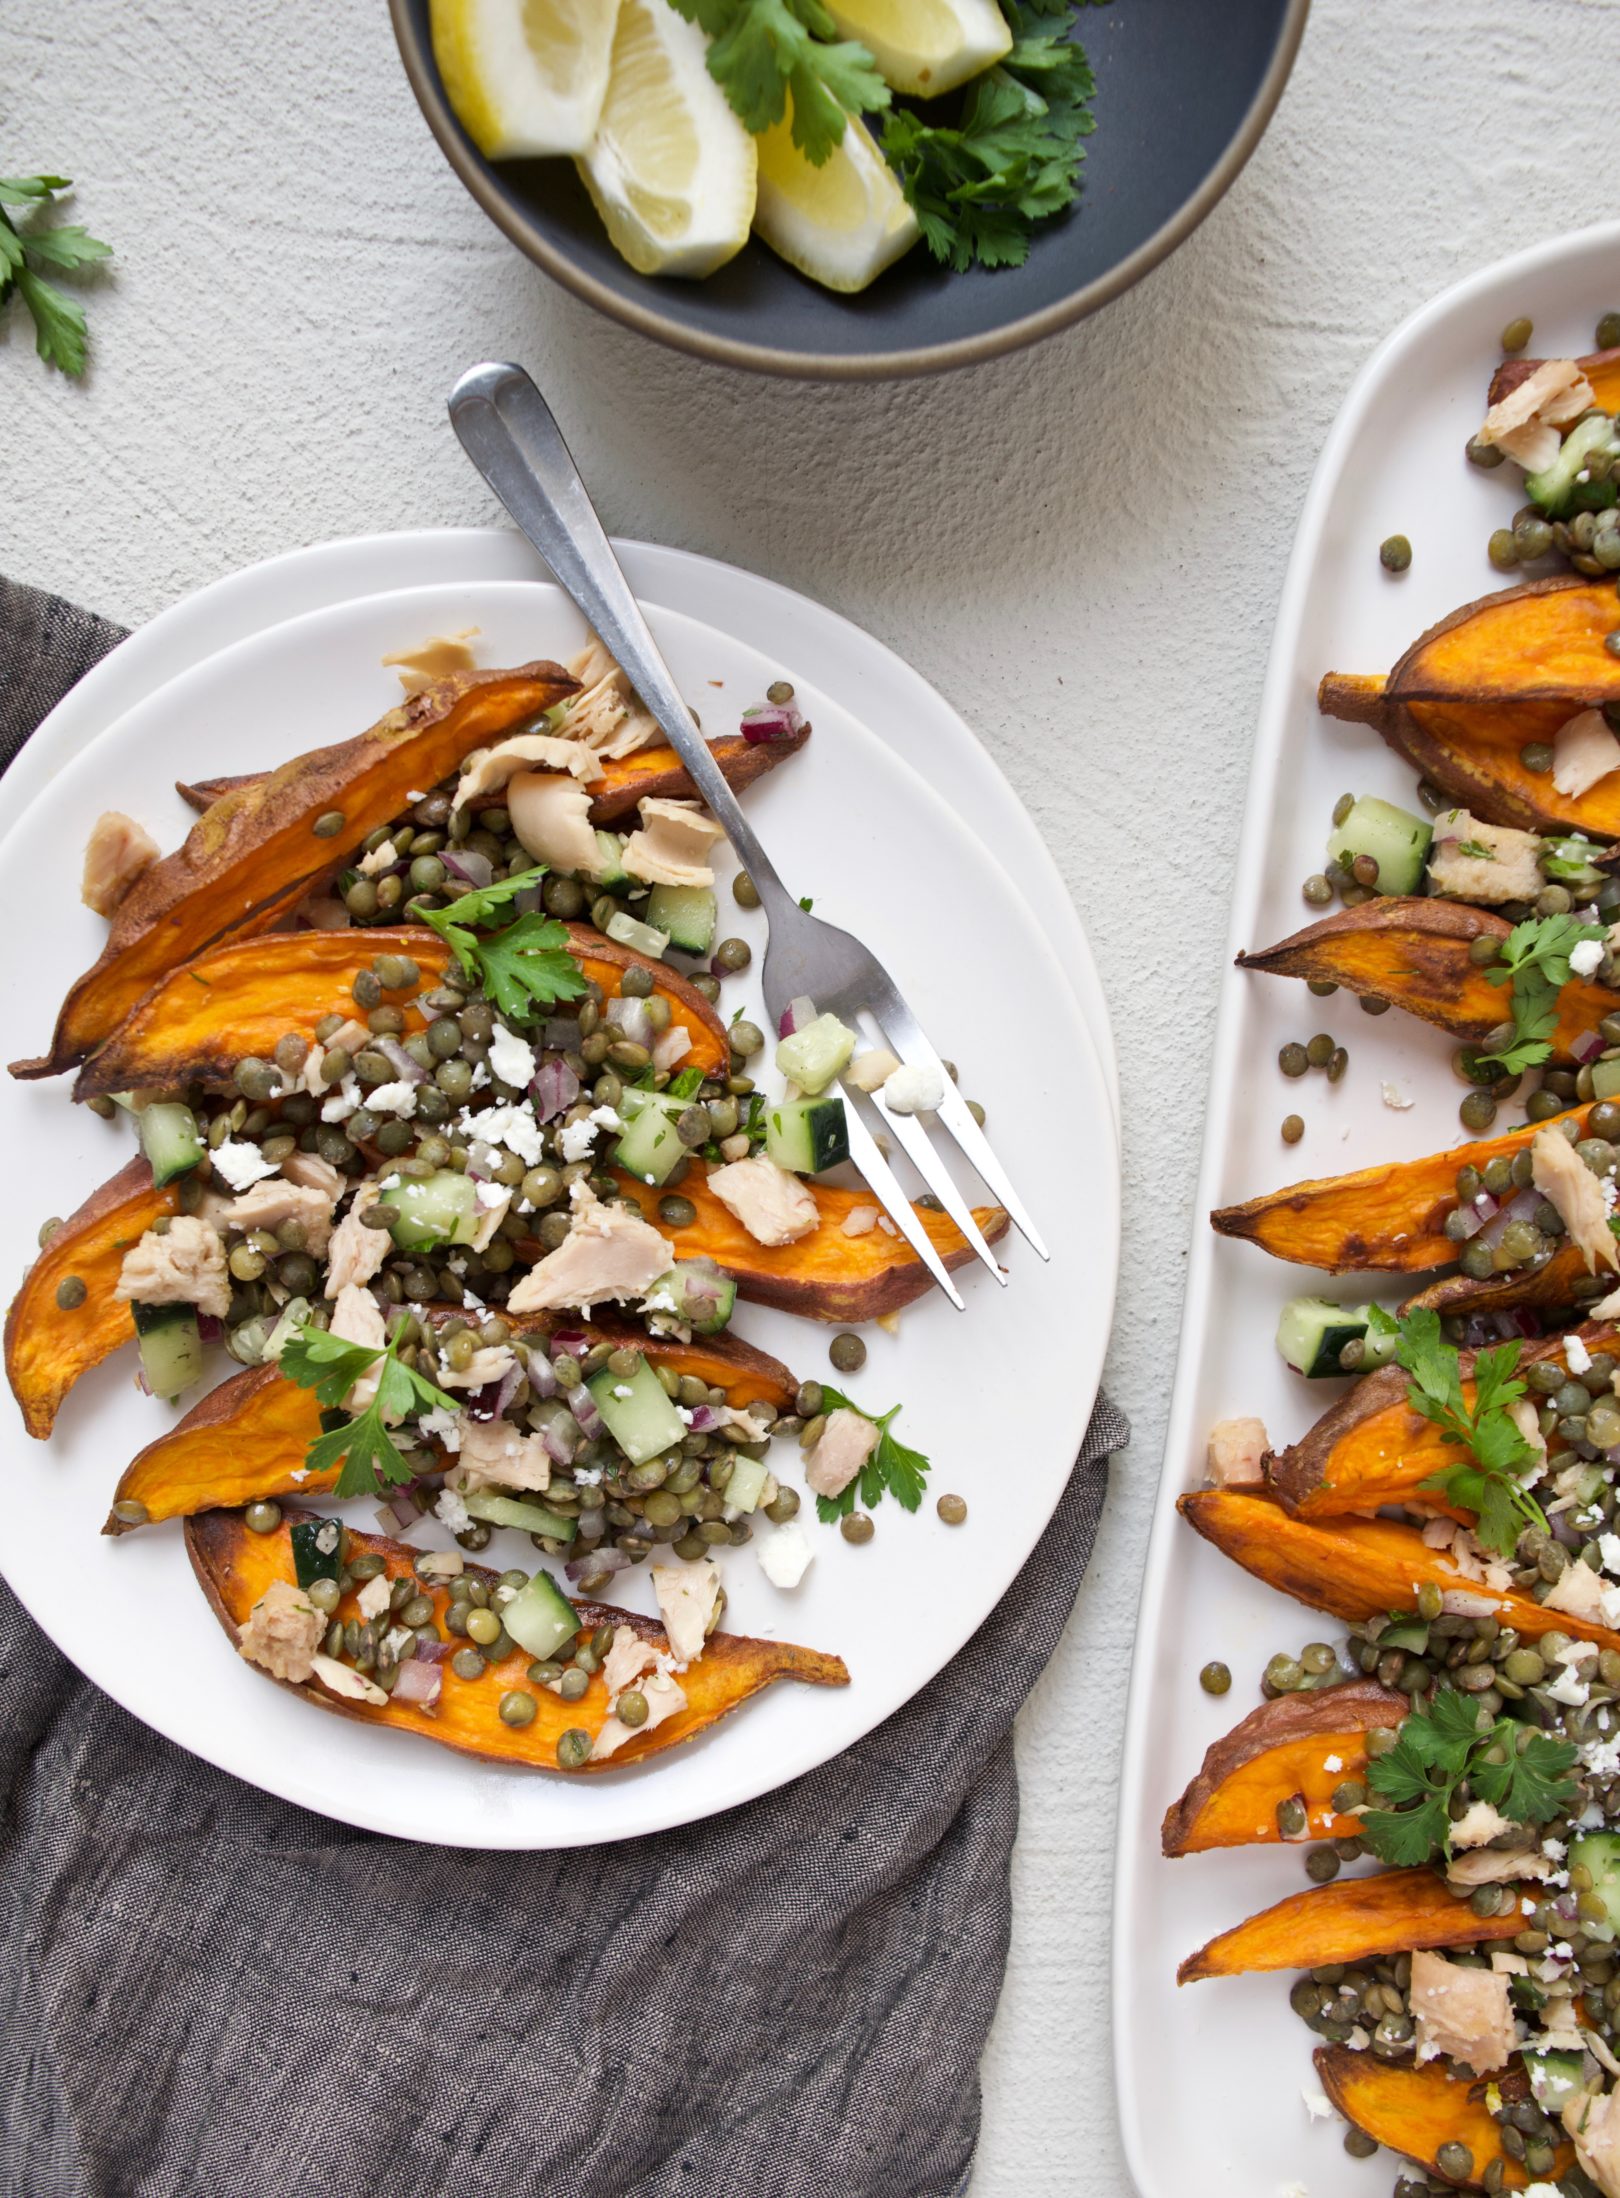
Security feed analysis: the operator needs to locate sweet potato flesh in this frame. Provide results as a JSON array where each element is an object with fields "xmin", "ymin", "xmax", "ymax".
[
  {"xmin": 1182, "ymin": 1489, "xmax": 1620, "ymax": 1653},
  {"xmin": 75, "ymin": 921, "xmax": 728, "ymax": 1098},
  {"xmin": 1162, "ymin": 1682, "xmax": 1406, "ymax": 1855},
  {"xmin": 609, "ymin": 1165, "xmax": 1009, "ymax": 1323},
  {"xmin": 185, "ymin": 1506, "xmax": 847, "ymax": 1772},
  {"xmin": 1210, "ymin": 1105, "xmax": 1593, "ymax": 1271},
  {"xmin": 108, "ymin": 1313, "xmax": 798, "ymax": 1531},
  {"xmin": 5, "ymin": 1156, "xmax": 171, "ymax": 1438},
  {"xmin": 16, "ymin": 663, "xmax": 576, "ymax": 1081},
  {"xmin": 1315, "ymin": 2047, "xmax": 1570, "ymax": 2190},
  {"xmin": 1489, "ymin": 347, "xmax": 1620, "ymax": 417},
  {"xmin": 1179, "ymin": 1867, "xmax": 1520, "ymax": 1984}
]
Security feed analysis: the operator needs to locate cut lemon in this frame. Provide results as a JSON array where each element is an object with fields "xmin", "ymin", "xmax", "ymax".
[
  {"xmin": 753, "ymin": 111, "xmax": 919, "ymax": 295},
  {"xmin": 822, "ymin": 0, "xmax": 1011, "ymax": 98},
  {"xmin": 576, "ymin": 0, "xmax": 756, "ymax": 279},
  {"xmin": 430, "ymin": 0, "xmax": 622, "ymax": 158}
]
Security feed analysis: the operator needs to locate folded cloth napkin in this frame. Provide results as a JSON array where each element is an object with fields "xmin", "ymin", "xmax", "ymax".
[{"xmin": 0, "ymin": 575, "xmax": 1128, "ymax": 2198}]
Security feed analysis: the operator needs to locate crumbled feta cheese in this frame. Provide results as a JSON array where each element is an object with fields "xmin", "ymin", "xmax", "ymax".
[
  {"xmin": 1567, "ymin": 1333, "xmax": 1593, "ymax": 1376},
  {"xmin": 489, "ymin": 1021, "xmax": 537, "ymax": 1089},
  {"xmin": 366, "ymin": 1080, "xmax": 418, "ymax": 1117},
  {"xmin": 1571, "ymin": 937, "xmax": 1607, "ymax": 978},
  {"xmin": 1322, "ymin": 1754, "xmax": 1343, "ymax": 1773},
  {"xmin": 355, "ymin": 1573, "xmax": 392, "ymax": 1622},
  {"xmin": 1601, "ymin": 1532, "xmax": 1620, "ymax": 1579},
  {"xmin": 1380, "ymin": 1080, "xmax": 1415, "ymax": 1111},
  {"xmin": 321, "ymin": 1074, "xmax": 362, "ymax": 1122},
  {"xmin": 1300, "ymin": 2088, "xmax": 1336, "ymax": 2123},
  {"xmin": 434, "ymin": 1486, "xmax": 472, "ymax": 1533},
  {"xmin": 883, "ymin": 1059, "xmax": 946, "ymax": 1115},
  {"xmin": 756, "ymin": 1518, "xmax": 815, "ymax": 1590},
  {"xmin": 358, "ymin": 838, "xmax": 397, "ymax": 877},
  {"xmin": 557, "ymin": 1104, "xmax": 623, "ymax": 1164},
  {"xmin": 461, "ymin": 1102, "xmax": 542, "ymax": 1166},
  {"xmin": 211, "ymin": 1139, "xmax": 280, "ymax": 1192}
]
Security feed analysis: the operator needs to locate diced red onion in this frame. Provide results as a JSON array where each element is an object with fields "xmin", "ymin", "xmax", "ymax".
[
  {"xmin": 566, "ymin": 1546, "xmax": 631, "ymax": 1583},
  {"xmin": 528, "ymin": 1351, "xmax": 557, "ymax": 1400},
  {"xmin": 551, "ymin": 1332, "xmax": 590, "ymax": 1359},
  {"xmin": 197, "ymin": 1313, "xmax": 224, "ymax": 1347},
  {"xmin": 374, "ymin": 1500, "xmax": 411, "ymax": 1534},
  {"xmin": 1552, "ymin": 1511, "xmax": 1585, "ymax": 1550},
  {"xmin": 1449, "ymin": 1203, "xmax": 1488, "ymax": 1241},
  {"xmin": 532, "ymin": 1057, "xmax": 581, "ymax": 1122},
  {"xmin": 541, "ymin": 1416, "xmax": 580, "ymax": 1466},
  {"xmin": 393, "ymin": 1481, "xmax": 428, "ymax": 1518},
  {"xmin": 1495, "ymin": 1307, "xmax": 1542, "ymax": 1340},
  {"xmin": 739, "ymin": 702, "xmax": 804, "ymax": 744},
  {"xmin": 685, "ymin": 1403, "xmax": 724, "ymax": 1432},
  {"xmin": 443, "ymin": 848, "xmax": 494, "ymax": 889},
  {"xmin": 576, "ymin": 1507, "xmax": 605, "ymax": 1542},
  {"xmin": 544, "ymin": 1016, "xmax": 582, "ymax": 1051},
  {"xmin": 464, "ymin": 1379, "xmax": 504, "ymax": 1422},
  {"xmin": 392, "ymin": 1660, "xmax": 443, "ymax": 1709},
  {"xmin": 466, "ymin": 1142, "xmax": 498, "ymax": 1182},
  {"xmin": 568, "ymin": 1385, "xmax": 602, "ymax": 1435},
  {"xmin": 134, "ymin": 1365, "xmax": 153, "ymax": 1396},
  {"xmin": 1461, "ymin": 1317, "xmax": 1494, "ymax": 1350},
  {"xmin": 1574, "ymin": 1030, "xmax": 1607, "ymax": 1065},
  {"xmin": 606, "ymin": 995, "xmax": 654, "ymax": 1049},
  {"xmin": 377, "ymin": 1036, "xmax": 427, "ymax": 1085},
  {"xmin": 778, "ymin": 994, "xmax": 817, "ymax": 1039},
  {"xmin": 411, "ymin": 1634, "xmax": 454, "ymax": 1663}
]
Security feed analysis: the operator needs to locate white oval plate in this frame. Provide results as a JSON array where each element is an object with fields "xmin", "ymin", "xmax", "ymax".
[
  {"xmin": 0, "ymin": 576, "xmax": 1119, "ymax": 1849},
  {"xmin": 1113, "ymin": 222, "xmax": 1620, "ymax": 2194}
]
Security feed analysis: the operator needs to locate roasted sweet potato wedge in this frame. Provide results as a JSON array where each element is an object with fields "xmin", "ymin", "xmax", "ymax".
[
  {"xmin": 1238, "ymin": 899, "xmax": 1613, "ymax": 1055},
  {"xmin": 1211, "ymin": 1104, "xmax": 1594, "ymax": 1271},
  {"xmin": 1489, "ymin": 346, "xmax": 1620, "ymax": 417},
  {"xmin": 1268, "ymin": 1320, "xmax": 1620, "ymax": 1519},
  {"xmin": 1181, "ymin": 1489, "xmax": 1620, "ymax": 1653},
  {"xmin": 176, "ymin": 719, "xmax": 810, "ymax": 830},
  {"xmin": 1401, "ymin": 1245, "xmax": 1593, "ymax": 1324},
  {"xmin": 1319, "ymin": 577, "xmax": 1620, "ymax": 835},
  {"xmin": 1161, "ymin": 1681, "xmax": 1406, "ymax": 1855},
  {"xmin": 186, "ymin": 1505, "xmax": 848, "ymax": 1771},
  {"xmin": 606, "ymin": 1163, "xmax": 1009, "ymax": 1323},
  {"xmin": 1178, "ymin": 1867, "xmax": 1521, "ymax": 1985},
  {"xmin": 74, "ymin": 921, "xmax": 729, "ymax": 1098},
  {"xmin": 107, "ymin": 1310, "xmax": 798, "ymax": 1532},
  {"xmin": 1315, "ymin": 2046, "xmax": 1571, "ymax": 2190},
  {"xmin": 13, "ymin": 662, "xmax": 577, "ymax": 1084},
  {"xmin": 5, "ymin": 1155, "xmax": 173, "ymax": 1439}
]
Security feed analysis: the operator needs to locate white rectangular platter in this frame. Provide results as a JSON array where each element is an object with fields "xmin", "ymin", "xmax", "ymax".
[{"xmin": 1114, "ymin": 220, "xmax": 1620, "ymax": 2198}]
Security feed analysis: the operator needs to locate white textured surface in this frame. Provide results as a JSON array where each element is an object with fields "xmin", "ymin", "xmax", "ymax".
[{"xmin": 2, "ymin": 0, "xmax": 1614, "ymax": 2187}]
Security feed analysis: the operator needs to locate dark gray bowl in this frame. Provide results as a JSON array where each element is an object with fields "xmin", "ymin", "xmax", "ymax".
[{"xmin": 391, "ymin": 0, "xmax": 1309, "ymax": 380}]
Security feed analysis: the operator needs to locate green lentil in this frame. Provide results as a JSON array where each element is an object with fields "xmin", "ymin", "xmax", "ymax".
[
  {"xmin": 1199, "ymin": 1660, "xmax": 1231, "ymax": 1695},
  {"xmin": 1281, "ymin": 1114, "xmax": 1305, "ymax": 1146},
  {"xmin": 556, "ymin": 1728, "xmax": 592, "ymax": 1770},
  {"xmin": 732, "ymin": 872, "xmax": 760, "ymax": 909},
  {"xmin": 1279, "ymin": 1042, "xmax": 1309, "ymax": 1078},
  {"xmin": 499, "ymin": 1689, "xmax": 537, "ymax": 1728},
  {"xmin": 312, "ymin": 809, "xmax": 347, "ymax": 839},
  {"xmin": 1379, "ymin": 534, "xmax": 1412, "ymax": 573},
  {"xmin": 841, "ymin": 1513, "xmax": 875, "ymax": 1546},
  {"xmin": 55, "ymin": 1275, "xmax": 87, "ymax": 1310},
  {"xmin": 1488, "ymin": 528, "xmax": 1520, "ymax": 572},
  {"xmin": 937, "ymin": 1493, "xmax": 968, "ymax": 1526},
  {"xmin": 244, "ymin": 1500, "xmax": 282, "ymax": 1534},
  {"xmin": 111, "ymin": 1497, "xmax": 150, "ymax": 1526},
  {"xmin": 1500, "ymin": 315, "xmax": 1533, "ymax": 352},
  {"xmin": 616, "ymin": 1688, "xmax": 649, "ymax": 1728},
  {"xmin": 829, "ymin": 1332, "xmax": 866, "ymax": 1374}
]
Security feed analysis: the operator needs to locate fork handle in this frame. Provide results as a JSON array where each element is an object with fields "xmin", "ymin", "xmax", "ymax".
[{"xmin": 448, "ymin": 361, "xmax": 795, "ymax": 912}]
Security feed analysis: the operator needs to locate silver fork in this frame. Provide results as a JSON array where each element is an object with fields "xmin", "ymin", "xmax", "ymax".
[{"xmin": 448, "ymin": 361, "xmax": 1048, "ymax": 1308}]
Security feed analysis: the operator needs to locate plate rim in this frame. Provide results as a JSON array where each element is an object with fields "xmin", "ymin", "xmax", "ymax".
[
  {"xmin": 0, "ymin": 573, "xmax": 1121, "ymax": 1849},
  {"xmin": 386, "ymin": 0, "xmax": 1311, "ymax": 384},
  {"xmin": 1109, "ymin": 216, "xmax": 1620, "ymax": 2193}
]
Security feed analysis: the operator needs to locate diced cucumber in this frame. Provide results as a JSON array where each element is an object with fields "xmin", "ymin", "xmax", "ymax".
[
  {"xmin": 776, "ymin": 1012, "xmax": 857, "ymax": 1095},
  {"xmin": 1526, "ymin": 411, "xmax": 1620, "ymax": 518},
  {"xmin": 617, "ymin": 1086, "xmax": 684, "ymax": 1123},
  {"xmin": 1572, "ymin": 1831, "xmax": 1620, "ymax": 1941},
  {"xmin": 1543, "ymin": 835, "xmax": 1608, "ymax": 887},
  {"xmin": 501, "ymin": 1569, "xmax": 581, "ymax": 1662},
  {"xmin": 131, "ymin": 1300, "xmax": 205, "ymax": 1399},
  {"xmin": 605, "ymin": 909, "xmax": 669, "ymax": 960},
  {"xmin": 587, "ymin": 1352, "xmax": 686, "ymax": 1464},
  {"xmin": 646, "ymin": 882, "xmax": 717, "ymax": 955},
  {"xmin": 1525, "ymin": 2047, "xmax": 1589, "ymax": 2113},
  {"xmin": 1275, "ymin": 1296, "xmax": 1398, "ymax": 1379},
  {"xmin": 136, "ymin": 1101, "xmax": 203, "ymax": 1188},
  {"xmin": 592, "ymin": 831, "xmax": 631, "ymax": 889},
  {"xmin": 263, "ymin": 1297, "xmax": 314, "ymax": 1362},
  {"xmin": 379, "ymin": 1169, "xmax": 478, "ymax": 1251},
  {"xmin": 290, "ymin": 1514, "xmax": 345, "ymax": 1590},
  {"xmin": 461, "ymin": 1489, "xmax": 577, "ymax": 1542},
  {"xmin": 724, "ymin": 1455, "xmax": 770, "ymax": 1513},
  {"xmin": 765, "ymin": 1094, "xmax": 850, "ymax": 1174},
  {"xmin": 644, "ymin": 1259, "xmax": 737, "ymax": 1334},
  {"xmin": 1326, "ymin": 796, "xmax": 1433, "ymax": 897},
  {"xmin": 613, "ymin": 1101, "xmax": 687, "ymax": 1186},
  {"xmin": 1378, "ymin": 1617, "xmax": 1430, "ymax": 1654}
]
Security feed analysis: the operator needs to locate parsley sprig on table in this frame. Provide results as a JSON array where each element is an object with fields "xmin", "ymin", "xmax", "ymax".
[
  {"xmin": 410, "ymin": 864, "xmax": 587, "ymax": 1026},
  {"xmin": 1360, "ymin": 1686, "xmax": 1576, "ymax": 1867},
  {"xmin": 880, "ymin": 0, "xmax": 1103, "ymax": 272},
  {"xmin": 1476, "ymin": 913, "xmax": 1605, "ymax": 1077},
  {"xmin": 0, "ymin": 174, "xmax": 111, "ymax": 376},
  {"xmin": 812, "ymin": 1386, "xmax": 930, "ymax": 1521},
  {"xmin": 1366, "ymin": 1306, "xmax": 1547, "ymax": 1559},
  {"xmin": 666, "ymin": 0, "xmax": 890, "ymax": 164},
  {"xmin": 279, "ymin": 1323, "xmax": 459, "ymax": 1499}
]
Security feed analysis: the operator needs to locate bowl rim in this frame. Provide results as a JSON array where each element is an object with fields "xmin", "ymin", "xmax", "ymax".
[{"xmin": 390, "ymin": 0, "xmax": 1311, "ymax": 381}]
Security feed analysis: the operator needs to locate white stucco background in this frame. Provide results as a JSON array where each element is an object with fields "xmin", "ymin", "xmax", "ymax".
[{"xmin": 4, "ymin": 0, "xmax": 1616, "ymax": 2187}]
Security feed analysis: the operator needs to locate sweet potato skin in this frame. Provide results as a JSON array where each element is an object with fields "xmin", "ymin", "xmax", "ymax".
[
  {"xmin": 74, "ymin": 921, "xmax": 729, "ymax": 1098},
  {"xmin": 107, "ymin": 1310, "xmax": 799, "ymax": 1532},
  {"xmin": 185, "ymin": 1505, "xmax": 848, "ymax": 1772},
  {"xmin": 15, "ymin": 662, "xmax": 578, "ymax": 1082},
  {"xmin": 1181, "ymin": 1489, "xmax": 1620, "ymax": 1653},
  {"xmin": 1211, "ymin": 1105, "xmax": 1594, "ymax": 1271},
  {"xmin": 1178, "ymin": 1867, "xmax": 1520, "ymax": 1984},
  {"xmin": 1401, "ymin": 1244, "xmax": 1592, "ymax": 1324},
  {"xmin": 1161, "ymin": 1681, "xmax": 1406, "ymax": 1855},
  {"xmin": 1238, "ymin": 899, "xmax": 1613, "ymax": 1056},
  {"xmin": 1268, "ymin": 1320, "xmax": 1620, "ymax": 1519},
  {"xmin": 1488, "ymin": 346, "xmax": 1620, "ymax": 417},
  {"xmin": 1315, "ymin": 2046, "xmax": 1570, "ymax": 2189},
  {"xmin": 604, "ymin": 1164, "xmax": 1010, "ymax": 1322},
  {"xmin": 5, "ymin": 1155, "xmax": 172, "ymax": 1438}
]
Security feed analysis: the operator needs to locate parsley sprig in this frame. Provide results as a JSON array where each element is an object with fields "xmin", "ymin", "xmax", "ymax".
[
  {"xmin": 279, "ymin": 1322, "xmax": 458, "ymax": 1499},
  {"xmin": 410, "ymin": 864, "xmax": 587, "ymax": 1026},
  {"xmin": 880, "ymin": 0, "xmax": 1102, "ymax": 273},
  {"xmin": 812, "ymin": 1385, "xmax": 930, "ymax": 1521},
  {"xmin": 0, "ymin": 174, "xmax": 112, "ymax": 377},
  {"xmin": 665, "ymin": 0, "xmax": 889, "ymax": 164},
  {"xmin": 1476, "ymin": 913, "xmax": 1605, "ymax": 1076},
  {"xmin": 1366, "ymin": 1306, "xmax": 1548, "ymax": 1559},
  {"xmin": 1360, "ymin": 1686, "xmax": 1576, "ymax": 1867}
]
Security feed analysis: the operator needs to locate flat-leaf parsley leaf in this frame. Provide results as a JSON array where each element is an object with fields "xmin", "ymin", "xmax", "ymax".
[
  {"xmin": 1360, "ymin": 1688, "xmax": 1575, "ymax": 1867},
  {"xmin": 279, "ymin": 1322, "xmax": 459, "ymax": 1499},
  {"xmin": 410, "ymin": 864, "xmax": 587, "ymax": 1026},
  {"xmin": 0, "ymin": 174, "xmax": 111, "ymax": 376},
  {"xmin": 665, "ymin": 0, "xmax": 889, "ymax": 164},
  {"xmin": 1477, "ymin": 912, "xmax": 1605, "ymax": 1077}
]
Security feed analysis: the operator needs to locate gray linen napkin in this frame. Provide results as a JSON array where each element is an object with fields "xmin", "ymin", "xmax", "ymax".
[{"xmin": 0, "ymin": 574, "xmax": 1128, "ymax": 2198}]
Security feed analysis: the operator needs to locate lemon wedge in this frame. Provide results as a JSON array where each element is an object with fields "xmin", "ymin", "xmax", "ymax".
[
  {"xmin": 430, "ymin": 0, "xmax": 622, "ymax": 158},
  {"xmin": 821, "ymin": 0, "xmax": 1011, "ymax": 98},
  {"xmin": 753, "ymin": 111, "xmax": 919, "ymax": 295},
  {"xmin": 576, "ymin": 0, "xmax": 756, "ymax": 279}
]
